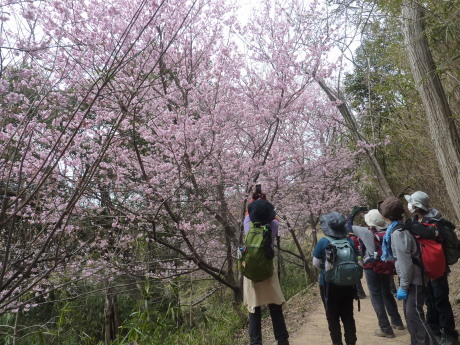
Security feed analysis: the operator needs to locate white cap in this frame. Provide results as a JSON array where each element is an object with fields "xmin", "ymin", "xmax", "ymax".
[{"xmin": 364, "ymin": 209, "xmax": 387, "ymax": 230}]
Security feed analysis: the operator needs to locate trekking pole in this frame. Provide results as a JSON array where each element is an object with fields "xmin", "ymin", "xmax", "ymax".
[{"xmin": 277, "ymin": 235, "xmax": 281, "ymax": 281}]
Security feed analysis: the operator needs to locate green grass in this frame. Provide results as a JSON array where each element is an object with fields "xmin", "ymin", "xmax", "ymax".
[
  {"xmin": 0, "ymin": 245, "xmax": 311, "ymax": 345},
  {"xmin": 113, "ymin": 289, "xmax": 244, "ymax": 345}
]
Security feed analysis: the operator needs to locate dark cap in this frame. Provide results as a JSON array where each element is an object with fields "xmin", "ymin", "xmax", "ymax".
[
  {"xmin": 248, "ymin": 199, "xmax": 276, "ymax": 224},
  {"xmin": 378, "ymin": 197, "xmax": 404, "ymax": 221}
]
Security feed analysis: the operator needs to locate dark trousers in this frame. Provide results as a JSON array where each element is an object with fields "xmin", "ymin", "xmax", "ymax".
[
  {"xmin": 426, "ymin": 273, "xmax": 458, "ymax": 339},
  {"xmin": 320, "ymin": 284, "xmax": 357, "ymax": 345},
  {"xmin": 404, "ymin": 284, "xmax": 439, "ymax": 345},
  {"xmin": 365, "ymin": 269, "xmax": 403, "ymax": 333},
  {"xmin": 249, "ymin": 303, "xmax": 289, "ymax": 345}
]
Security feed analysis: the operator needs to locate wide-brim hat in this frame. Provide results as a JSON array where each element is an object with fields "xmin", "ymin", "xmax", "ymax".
[
  {"xmin": 364, "ymin": 209, "xmax": 387, "ymax": 229},
  {"xmin": 404, "ymin": 191, "xmax": 430, "ymax": 211},
  {"xmin": 378, "ymin": 197, "xmax": 404, "ymax": 221},
  {"xmin": 320, "ymin": 211, "xmax": 347, "ymax": 238},
  {"xmin": 248, "ymin": 199, "xmax": 276, "ymax": 224}
]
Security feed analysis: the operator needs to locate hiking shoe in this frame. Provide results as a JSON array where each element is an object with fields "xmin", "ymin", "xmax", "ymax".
[
  {"xmin": 374, "ymin": 329, "xmax": 396, "ymax": 338},
  {"xmin": 392, "ymin": 324, "xmax": 405, "ymax": 330}
]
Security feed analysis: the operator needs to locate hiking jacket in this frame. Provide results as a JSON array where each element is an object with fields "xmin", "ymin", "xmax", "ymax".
[
  {"xmin": 350, "ymin": 225, "xmax": 384, "ymax": 263},
  {"xmin": 391, "ymin": 225, "xmax": 423, "ymax": 289},
  {"xmin": 345, "ymin": 210, "xmax": 386, "ymax": 264},
  {"xmin": 412, "ymin": 208, "xmax": 442, "ymax": 224},
  {"xmin": 408, "ymin": 208, "xmax": 442, "ymax": 241}
]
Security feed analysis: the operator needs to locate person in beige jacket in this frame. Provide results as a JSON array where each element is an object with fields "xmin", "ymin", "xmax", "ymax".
[{"xmin": 243, "ymin": 197, "xmax": 289, "ymax": 345}]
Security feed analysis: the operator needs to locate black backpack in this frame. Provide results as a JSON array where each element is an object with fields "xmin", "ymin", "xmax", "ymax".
[{"xmin": 423, "ymin": 218, "xmax": 460, "ymax": 266}]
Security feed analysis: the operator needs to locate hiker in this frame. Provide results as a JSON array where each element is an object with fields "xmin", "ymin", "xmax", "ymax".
[
  {"xmin": 313, "ymin": 211, "xmax": 359, "ymax": 345},
  {"xmin": 347, "ymin": 231, "xmax": 367, "ymax": 299},
  {"xmin": 346, "ymin": 207, "xmax": 405, "ymax": 339},
  {"xmin": 404, "ymin": 191, "xmax": 459, "ymax": 345},
  {"xmin": 243, "ymin": 196, "xmax": 289, "ymax": 345},
  {"xmin": 378, "ymin": 197, "xmax": 439, "ymax": 345}
]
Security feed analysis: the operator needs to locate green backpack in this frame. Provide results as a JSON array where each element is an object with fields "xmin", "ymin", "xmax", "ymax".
[
  {"xmin": 324, "ymin": 236, "xmax": 363, "ymax": 286},
  {"xmin": 238, "ymin": 222, "xmax": 274, "ymax": 282}
]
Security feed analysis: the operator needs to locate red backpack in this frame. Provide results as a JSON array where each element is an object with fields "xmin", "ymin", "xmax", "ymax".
[
  {"xmin": 410, "ymin": 231, "xmax": 446, "ymax": 280},
  {"xmin": 364, "ymin": 228, "xmax": 396, "ymax": 275}
]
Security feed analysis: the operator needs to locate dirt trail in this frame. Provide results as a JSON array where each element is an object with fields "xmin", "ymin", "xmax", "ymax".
[
  {"xmin": 270, "ymin": 284, "xmax": 411, "ymax": 345},
  {"xmin": 259, "ymin": 262, "xmax": 460, "ymax": 345}
]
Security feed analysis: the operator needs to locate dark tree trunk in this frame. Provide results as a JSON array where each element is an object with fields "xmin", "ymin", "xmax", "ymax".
[
  {"xmin": 104, "ymin": 282, "xmax": 121, "ymax": 345},
  {"xmin": 401, "ymin": 1, "xmax": 460, "ymax": 221}
]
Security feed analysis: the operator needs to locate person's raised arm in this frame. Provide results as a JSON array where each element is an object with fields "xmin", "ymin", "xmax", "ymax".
[{"xmin": 345, "ymin": 206, "xmax": 368, "ymax": 232}]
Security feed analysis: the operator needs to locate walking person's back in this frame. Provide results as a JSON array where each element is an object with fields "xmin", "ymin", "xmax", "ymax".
[
  {"xmin": 346, "ymin": 207, "xmax": 405, "ymax": 339},
  {"xmin": 378, "ymin": 196, "xmax": 439, "ymax": 345},
  {"xmin": 405, "ymin": 191, "xmax": 459, "ymax": 345},
  {"xmin": 313, "ymin": 211, "xmax": 361, "ymax": 345},
  {"xmin": 241, "ymin": 194, "xmax": 289, "ymax": 345}
]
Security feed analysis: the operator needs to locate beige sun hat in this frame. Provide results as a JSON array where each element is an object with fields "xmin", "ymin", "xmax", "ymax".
[{"xmin": 364, "ymin": 209, "xmax": 387, "ymax": 229}]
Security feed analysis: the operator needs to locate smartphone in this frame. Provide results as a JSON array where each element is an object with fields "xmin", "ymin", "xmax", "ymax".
[{"xmin": 255, "ymin": 184, "xmax": 262, "ymax": 194}]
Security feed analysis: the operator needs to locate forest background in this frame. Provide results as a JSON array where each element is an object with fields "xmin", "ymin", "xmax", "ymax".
[{"xmin": 0, "ymin": 0, "xmax": 459, "ymax": 344}]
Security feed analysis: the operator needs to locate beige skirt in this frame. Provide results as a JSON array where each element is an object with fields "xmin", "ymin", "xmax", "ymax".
[{"xmin": 243, "ymin": 271, "xmax": 286, "ymax": 313}]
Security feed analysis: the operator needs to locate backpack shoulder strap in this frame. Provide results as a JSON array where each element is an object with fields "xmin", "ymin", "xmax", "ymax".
[
  {"xmin": 324, "ymin": 236, "xmax": 334, "ymax": 243},
  {"xmin": 368, "ymin": 227, "xmax": 380, "ymax": 241},
  {"xmin": 325, "ymin": 236, "xmax": 348, "ymax": 244},
  {"xmin": 394, "ymin": 223, "xmax": 406, "ymax": 232}
]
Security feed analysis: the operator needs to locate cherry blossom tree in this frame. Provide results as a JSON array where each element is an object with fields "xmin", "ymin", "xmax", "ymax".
[
  {"xmin": 0, "ymin": 3, "xmax": 363, "ymax": 338},
  {"xmin": 0, "ymin": 0, "xmax": 209, "ymax": 316}
]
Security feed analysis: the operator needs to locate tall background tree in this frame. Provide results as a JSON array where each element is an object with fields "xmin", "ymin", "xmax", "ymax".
[
  {"xmin": 401, "ymin": 0, "xmax": 460, "ymax": 220},
  {"xmin": 329, "ymin": 0, "xmax": 460, "ymax": 219}
]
